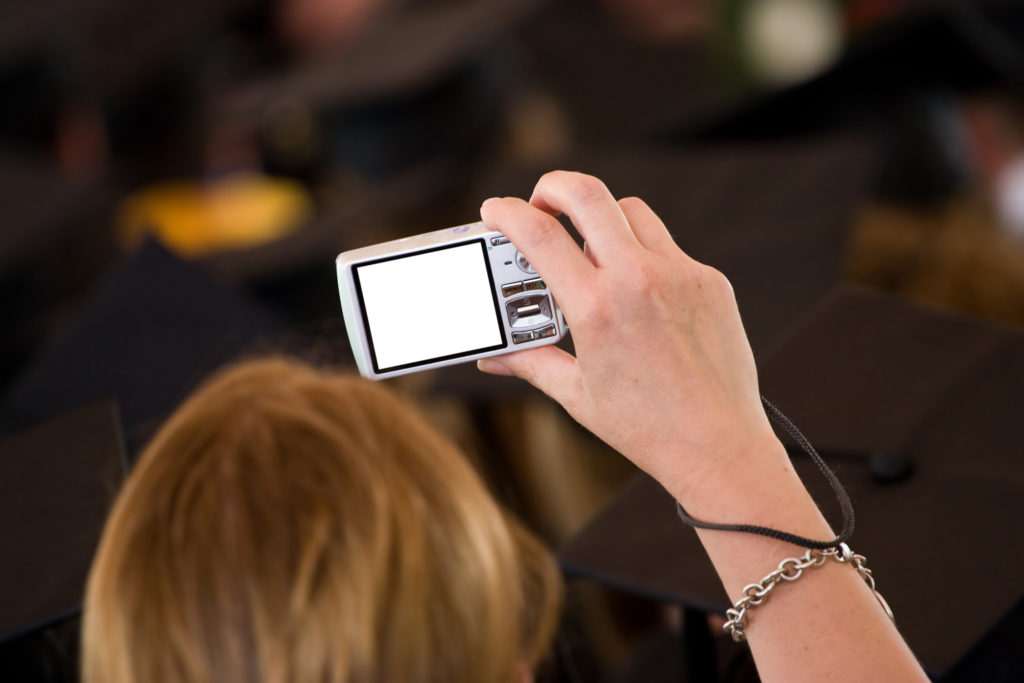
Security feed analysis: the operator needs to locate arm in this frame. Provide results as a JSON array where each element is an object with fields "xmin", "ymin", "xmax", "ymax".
[{"xmin": 477, "ymin": 171, "xmax": 927, "ymax": 683}]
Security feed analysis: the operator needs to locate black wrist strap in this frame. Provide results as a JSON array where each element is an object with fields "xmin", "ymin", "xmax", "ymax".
[{"xmin": 674, "ymin": 397, "xmax": 855, "ymax": 551}]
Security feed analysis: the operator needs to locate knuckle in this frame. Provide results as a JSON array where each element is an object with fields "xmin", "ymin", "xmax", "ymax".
[
  {"xmin": 517, "ymin": 212, "xmax": 560, "ymax": 251},
  {"xmin": 618, "ymin": 196, "xmax": 646, "ymax": 212},
  {"xmin": 702, "ymin": 265, "xmax": 734, "ymax": 296},
  {"xmin": 632, "ymin": 261, "xmax": 659, "ymax": 288},
  {"xmin": 537, "ymin": 170, "xmax": 566, "ymax": 186},
  {"xmin": 618, "ymin": 261, "xmax": 657, "ymax": 300},
  {"xmin": 538, "ymin": 171, "xmax": 608, "ymax": 207},
  {"xmin": 564, "ymin": 173, "xmax": 609, "ymax": 205},
  {"xmin": 630, "ymin": 257, "xmax": 672, "ymax": 292},
  {"xmin": 693, "ymin": 265, "xmax": 737, "ymax": 305}
]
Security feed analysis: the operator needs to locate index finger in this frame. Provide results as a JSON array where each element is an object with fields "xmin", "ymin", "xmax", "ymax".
[{"xmin": 480, "ymin": 196, "xmax": 593, "ymax": 309}]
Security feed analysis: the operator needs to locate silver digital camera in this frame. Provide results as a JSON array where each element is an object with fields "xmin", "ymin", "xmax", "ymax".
[{"xmin": 336, "ymin": 221, "xmax": 568, "ymax": 379}]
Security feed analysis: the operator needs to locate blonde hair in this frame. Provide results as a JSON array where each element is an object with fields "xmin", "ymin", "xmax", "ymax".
[{"xmin": 82, "ymin": 357, "xmax": 562, "ymax": 683}]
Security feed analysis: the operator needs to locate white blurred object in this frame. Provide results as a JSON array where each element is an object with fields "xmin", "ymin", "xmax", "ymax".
[
  {"xmin": 996, "ymin": 155, "xmax": 1024, "ymax": 238},
  {"xmin": 743, "ymin": 0, "xmax": 843, "ymax": 85}
]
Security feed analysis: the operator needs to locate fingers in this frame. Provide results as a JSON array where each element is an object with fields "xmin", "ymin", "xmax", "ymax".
[
  {"xmin": 480, "ymin": 196, "xmax": 593, "ymax": 308},
  {"xmin": 529, "ymin": 171, "xmax": 640, "ymax": 264},
  {"xmin": 618, "ymin": 196, "xmax": 679, "ymax": 255},
  {"xmin": 477, "ymin": 346, "xmax": 582, "ymax": 410}
]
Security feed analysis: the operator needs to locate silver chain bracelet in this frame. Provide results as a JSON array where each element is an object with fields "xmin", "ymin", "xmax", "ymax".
[{"xmin": 723, "ymin": 542, "xmax": 895, "ymax": 643}]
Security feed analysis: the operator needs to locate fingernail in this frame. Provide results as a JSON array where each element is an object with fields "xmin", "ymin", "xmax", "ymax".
[{"xmin": 477, "ymin": 358, "xmax": 513, "ymax": 376}]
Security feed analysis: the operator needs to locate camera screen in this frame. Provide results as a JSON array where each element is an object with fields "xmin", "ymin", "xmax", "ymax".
[{"xmin": 353, "ymin": 240, "xmax": 506, "ymax": 372}]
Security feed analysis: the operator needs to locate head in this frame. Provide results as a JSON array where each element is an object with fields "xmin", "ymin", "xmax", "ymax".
[{"xmin": 82, "ymin": 356, "xmax": 562, "ymax": 683}]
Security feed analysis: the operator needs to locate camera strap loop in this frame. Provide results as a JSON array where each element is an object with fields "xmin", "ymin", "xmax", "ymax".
[{"xmin": 674, "ymin": 397, "xmax": 855, "ymax": 551}]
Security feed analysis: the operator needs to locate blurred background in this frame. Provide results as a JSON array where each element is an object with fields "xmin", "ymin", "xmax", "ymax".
[{"xmin": 1, "ymin": 0, "xmax": 1023, "ymax": 681}]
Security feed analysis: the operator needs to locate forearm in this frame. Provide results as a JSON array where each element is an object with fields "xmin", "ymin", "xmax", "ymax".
[{"xmin": 671, "ymin": 437, "xmax": 927, "ymax": 683}]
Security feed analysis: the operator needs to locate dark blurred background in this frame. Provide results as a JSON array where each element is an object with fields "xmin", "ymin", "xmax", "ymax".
[{"xmin": 2, "ymin": 1, "xmax": 1023, "ymax": 681}]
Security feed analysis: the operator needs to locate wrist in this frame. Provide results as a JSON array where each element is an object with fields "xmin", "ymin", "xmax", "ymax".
[{"xmin": 667, "ymin": 435, "xmax": 834, "ymax": 548}]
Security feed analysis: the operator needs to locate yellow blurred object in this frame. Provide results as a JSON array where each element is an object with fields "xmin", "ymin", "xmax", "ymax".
[{"xmin": 117, "ymin": 173, "xmax": 313, "ymax": 257}]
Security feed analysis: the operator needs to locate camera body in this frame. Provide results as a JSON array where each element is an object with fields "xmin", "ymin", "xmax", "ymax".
[{"xmin": 336, "ymin": 221, "xmax": 567, "ymax": 379}]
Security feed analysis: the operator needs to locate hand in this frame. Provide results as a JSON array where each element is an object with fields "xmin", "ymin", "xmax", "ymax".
[
  {"xmin": 478, "ymin": 171, "xmax": 780, "ymax": 499},
  {"xmin": 480, "ymin": 173, "xmax": 930, "ymax": 683}
]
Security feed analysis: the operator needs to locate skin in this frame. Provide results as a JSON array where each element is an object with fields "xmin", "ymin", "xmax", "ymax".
[{"xmin": 477, "ymin": 171, "xmax": 929, "ymax": 683}]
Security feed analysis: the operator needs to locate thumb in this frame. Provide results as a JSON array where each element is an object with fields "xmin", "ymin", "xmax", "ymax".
[{"xmin": 477, "ymin": 345, "xmax": 581, "ymax": 407}]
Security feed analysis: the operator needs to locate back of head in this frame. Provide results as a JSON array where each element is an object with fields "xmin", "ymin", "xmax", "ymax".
[{"xmin": 82, "ymin": 357, "xmax": 561, "ymax": 683}]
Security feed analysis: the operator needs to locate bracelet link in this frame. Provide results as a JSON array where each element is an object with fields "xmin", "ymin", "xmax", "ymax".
[{"xmin": 722, "ymin": 545, "xmax": 894, "ymax": 643}]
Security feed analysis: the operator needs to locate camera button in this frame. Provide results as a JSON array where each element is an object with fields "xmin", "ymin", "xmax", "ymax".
[
  {"xmin": 515, "ymin": 251, "xmax": 535, "ymax": 274},
  {"xmin": 512, "ymin": 330, "xmax": 535, "ymax": 344},
  {"xmin": 491, "ymin": 236, "xmax": 510, "ymax": 246},
  {"xmin": 506, "ymin": 295, "xmax": 553, "ymax": 327},
  {"xmin": 523, "ymin": 278, "xmax": 546, "ymax": 291},
  {"xmin": 535, "ymin": 324, "xmax": 557, "ymax": 339},
  {"xmin": 502, "ymin": 282, "xmax": 524, "ymax": 297}
]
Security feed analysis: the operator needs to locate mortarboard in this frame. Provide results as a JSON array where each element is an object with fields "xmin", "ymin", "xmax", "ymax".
[
  {"xmin": 0, "ymin": 0, "xmax": 253, "ymax": 89},
  {"xmin": 509, "ymin": 0, "xmax": 726, "ymax": 145},
  {"xmin": 2, "ymin": 239, "xmax": 286, "ymax": 455},
  {"xmin": 214, "ymin": 0, "xmax": 545, "ymax": 184},
  {"xmin": 559, "ymin": 285, "xmax": 1024, "ymax": 679},
  {"xmin": 223, "ymin": 0, "xmax": 543, "ymax": 117},
  {"xmin": 0, "ymin": 400, "xmax": 125, "ymax": 644},
  {"xmin": 0, "ymin": 149, "xmax": 116, "ymax": 393},
  {"xmin": 507, "ymin": 2, "xmax": 1023, "ymax": 154},
  {"xmin": 0, "ymin": 151, "xmax": 107, "ymax": 276},
  {"xmin": 671, "ymin": 2, "xmax": 1024, "ymax": 143}
]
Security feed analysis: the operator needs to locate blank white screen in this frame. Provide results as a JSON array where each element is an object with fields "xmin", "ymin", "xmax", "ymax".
[{"xmin": 356, "ymin": 242, "xmax": 503, "ymax": 370}]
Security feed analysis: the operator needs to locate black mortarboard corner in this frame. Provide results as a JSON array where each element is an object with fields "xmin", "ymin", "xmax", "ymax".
[
  {"xmin": 2, "ymin": 239, "xmax": 286, "ymax": 456},
  {"xmin": 560, "ymin": 285, "xmax": 1024, "ymax": 681},
  {"xmin": 0, "ymin": 401, "xmax": 125, "ymax": 679}
]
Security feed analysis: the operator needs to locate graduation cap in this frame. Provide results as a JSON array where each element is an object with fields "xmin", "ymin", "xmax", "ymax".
[
  {"xmin": 213, "ymin": 0, "xmax": 542, "ymax": 182},
  {"xmin": 507, "ymin": 0, "xmax": 727, "ymax": 144},
  {"xmin": 0, "ymin": 400, "xmax": 124, "ymax": 648},
  {"xmin": 2, "ymin": 239, "xmax": 286, "ymax": 454},
  {"xmin": 673, "ymin": 2, "xmax": 1024, "ymax": 142},
  {"xmin": 224, "ymin": 0, "xmax": 542, "ymax": 116},
  {"xmin": 559, "ymin": 285, "xmax": 1024, "ymax": 679},
  {"xmin": 0, "ymin": 151, "xmax": 105, "ymax": 276},
  {"xmin": 0, "ymin": 149, "xmax": 116, "ymax": 392},
  {"xmin": 0, "ymin": 0, "xmax": 253, "ymax": 87},
  {"xmin": 655, "ymin": 3, "xmax": 1024, "ymax": 205}
]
